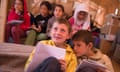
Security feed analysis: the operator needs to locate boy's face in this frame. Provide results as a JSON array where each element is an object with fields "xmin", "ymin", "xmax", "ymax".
[
  {"xmin": 73, "ymin": 40, "xmax": 89, "ymax": 57},
  {"xmin": 50, "ymin": 22, "xmax": 69, "ymax": 44},
  {"xmin": 40, "ymin": 5, "xmax": 49, "ymax": 16},
  {"xmin": 54, "ymin": 7, "xmax": 63, "ymax": 18}
]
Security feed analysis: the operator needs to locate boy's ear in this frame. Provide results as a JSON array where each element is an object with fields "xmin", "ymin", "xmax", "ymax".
[{"xmin": 87, "ymin": 42, "xmax": 93, "ymax": 49}]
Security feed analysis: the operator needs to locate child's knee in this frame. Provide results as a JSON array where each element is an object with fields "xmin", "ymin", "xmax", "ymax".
[
  {"xmin": 11, "ymin": 26, "xmax": 18, "ymax": 33},
  {"xmin": 37, "ymin": 33, "xmax": 48, "ymax": 41},
  {"xmin": 27, "ymin": 30, "xmax": 36, "ymax": 35}
]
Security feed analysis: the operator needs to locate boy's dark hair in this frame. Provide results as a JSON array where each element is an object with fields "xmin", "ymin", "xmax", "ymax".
[
  {"xmin": 52, "ymin": 18, "xmax": 71, "ymax": 34},
  {"xmin": 54, "ymin": 4, "xmax": 64, "ymax": 12},
  {"xmin": 40, "ymin": 1, "xmax": 52, "ymax": 10},
  {"xmin": 72, "ymin": 30, "xmax": 94, "ymax": 45}
]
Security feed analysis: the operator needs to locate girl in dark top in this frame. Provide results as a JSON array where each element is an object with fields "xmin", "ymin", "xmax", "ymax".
[{"xmin": 25, "ymin": 1, "xmax": 52, "ymax": 45}]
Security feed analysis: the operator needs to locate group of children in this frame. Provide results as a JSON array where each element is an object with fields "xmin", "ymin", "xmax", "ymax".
[
  {"xmin": 5, "ymin": 0, "xmax": 114, "ymax": 72},
  {"xmin": 25, "ymin": 19, "xmax": 114, "ymax": 72},
  {"xmin": 5, "ymin": 0, "xmax": 66, "ymax": 45},
  {"xmin": 5, "ymin": 0, "xmax": 100, "ymax": 45}
]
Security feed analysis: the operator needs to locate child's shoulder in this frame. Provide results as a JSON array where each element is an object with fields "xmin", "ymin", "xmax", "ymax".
[
  {"xmin": 65, "ymin": 44, "xmax": 74, "ymax": 53},
  {"xmin": 48, "ymin": 16, "xmax": 56, "ymax": 25},
  {"xmin": 93, "ymin": 49, "xmax": 110, "ymax": 61},
  {"xmin": 39, "ymin": 40, "xmax": 55, "ymax": 46},
  {"xmin": 101, "ymin": 53, "xmax": 111, "ymax": 62},
  {"xmin": 39, "ymin": 40, "xmax": 73, "ymax": 51},
  {"xmin": 69, "ymin": 17, "xmax": 74, "ymax": 20},
  {"xmin": 68, "ymin": 17, "xmax": 74, "ymax": 25},
  {"xmin": 48, "ymin": 16, "xmax": 55, "ymax": 21},
  {"xmin": 39, "ymin": 40, "xmax": 51, "ymax": 43}
]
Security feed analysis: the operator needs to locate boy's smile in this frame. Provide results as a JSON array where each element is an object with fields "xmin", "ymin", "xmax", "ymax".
[{"xmin": 54, "ymin": 35, "xmax": 62, "ymax": 40}]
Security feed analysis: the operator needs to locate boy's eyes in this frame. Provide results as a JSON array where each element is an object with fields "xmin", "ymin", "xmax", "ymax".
[
  {"xmin": 55, "ymin": 9, "xmax": 62, "ymax": 12},
  {"xmin": 53, "ymin": 27, "xmax": 66, "ymax": 33},
  {"xmin": 77, "ymin": 44, "xmax": 81, "ymax": 47},
  {"xmin": 61, "ymin": 29, "xmax": 65, "ymax": 32},
  {"xmin": 73, "ymin": 44, "xmax": 81, "ymax": 48},
  {"xmin": 54, "ymin": 27, "xmax": 57, "ymax": 30}
]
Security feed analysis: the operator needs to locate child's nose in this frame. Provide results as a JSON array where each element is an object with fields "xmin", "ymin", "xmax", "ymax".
[{"xmin": 55, "ymin": 30, "xmax": 61, "ymax": 35}]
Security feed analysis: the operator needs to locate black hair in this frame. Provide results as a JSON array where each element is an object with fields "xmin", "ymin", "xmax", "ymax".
[
  {"xmin": 72, "ymin": 30, "xmax": 94, "ymax": 45},
  {"xmin": 40, "ymin": 1, "xmax": 52, "ymax": 10}
]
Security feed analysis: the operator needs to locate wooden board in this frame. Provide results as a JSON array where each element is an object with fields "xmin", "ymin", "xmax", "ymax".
[{"xmin": 0, "ymin": 43, "xmax": 34, "ymax": 72}]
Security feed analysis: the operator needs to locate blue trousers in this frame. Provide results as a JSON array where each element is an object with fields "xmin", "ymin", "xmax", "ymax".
[
  {"xmin": 76, "ymin": 66, "xmax": 97, "ymax": 72},
  {"xmin": 34, "ymin": 57, "xmax": 62, "ymax": 72}
]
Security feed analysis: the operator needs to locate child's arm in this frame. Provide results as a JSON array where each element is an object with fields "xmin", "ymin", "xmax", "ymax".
[
  {"xmin": 59, "ymin": 54, "xmax": 77, "ymax": 72},
  {"xmin": 24, "ymin": 49, "xmax": 35, "ymax": 71},
  {"xmin": 68, "ymin": 17, "xmax": 74, "ymax": 26},
  {"xmin": 59, "ymin": 59, "xmax": 67, "ymax": 72},
  {"xmin": 66, "ymin": 54, "xmax": 78, "ymax": 72},
  {"xmin": 37, "ymin": 25, "xmax": 42, "ymax": 32},
  {"xmin": 31, "ymin": 24, "xmax": 41, "ymax": 32},
  {"xmin": 46, "ymin": 19, "xmax": 52, "ymax": 36}
]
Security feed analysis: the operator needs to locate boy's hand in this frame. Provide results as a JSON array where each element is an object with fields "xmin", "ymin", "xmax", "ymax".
[
  {"xmin": 31, "ymin": 25, "xmax": 41, "ymax": 32},
  {"xmin": 37, "ymin": 25, "xmax": 41, "ymax": 32},
  {"xmin": 96, "ymin": 67, "xmax": 106, "ymax": 72},
  {"xmin": 58, "ymin": 59, "xmax": 67, "ymax": 72}
]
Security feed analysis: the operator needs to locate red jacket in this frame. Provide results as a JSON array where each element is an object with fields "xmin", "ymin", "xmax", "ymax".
[{"xmin": 7, "ymin": 0, "xmax": 30, "ymax": 31}]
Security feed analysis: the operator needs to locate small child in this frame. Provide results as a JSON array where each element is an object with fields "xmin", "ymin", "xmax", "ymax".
[
  {"xmin": 25, "ymin": 1, "xmax": 52, "ymax": 45},
  {"xmin": 72, "ymin": 30, "xmax": 114, "ymax": 72},
  {"xmin": 5, "ymin": 0, "xmax": 32, "ymax": 44},
  {"xmin": 69, "ymin": 3, "xmax": 90, "ymax": 36},
  {"xmin": 47, "ymin": 4, "xmax": 65, "ymax": 37},
  {"xmin": 25, "ymin": 18, "xmax": 77, "ymax": 72}
]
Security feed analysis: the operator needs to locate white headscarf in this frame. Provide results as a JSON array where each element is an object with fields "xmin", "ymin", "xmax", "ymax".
[{"xmin": 73, "ymin": 3, "xmax": 90, "ymax": 30}]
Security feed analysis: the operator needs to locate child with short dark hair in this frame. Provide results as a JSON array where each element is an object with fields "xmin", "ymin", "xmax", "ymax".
[
  {"xmin": 25, "ymin": 1, "xmax": 52, "ymax": 45},
  {"xmin": 47, "ymin": 4, "xmax": 65, "ymax": 37},
  {"xmin": 25, "ymin": 18, "xmax": 77, "ymax": 72},
  {"xmin": 72, "ymin": 30, "xmax": 114, "ymax": 72}
]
